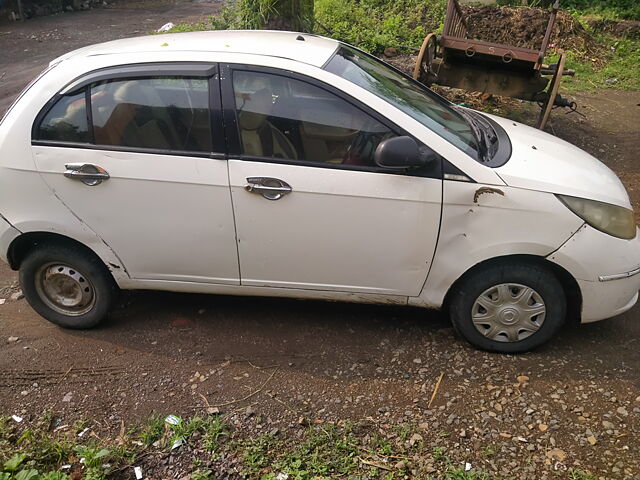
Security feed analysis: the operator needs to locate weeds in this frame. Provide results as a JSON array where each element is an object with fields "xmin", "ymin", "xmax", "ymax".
[
  {"xmin": 544, "ymin": 33, "xmax": 640, "ymax": 92},
  {"xmin": 0, "ymin": 414, "xmax": 517, "ymax": 480}
]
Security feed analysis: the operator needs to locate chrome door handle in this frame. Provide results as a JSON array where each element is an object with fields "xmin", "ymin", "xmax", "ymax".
[
  {"xmin": 64, "ymin": 163, "xmax": 110, "ymax": 186},
  {"xmin": 244, "ymin": 177, "xmax": 292, "ymax": 200}
]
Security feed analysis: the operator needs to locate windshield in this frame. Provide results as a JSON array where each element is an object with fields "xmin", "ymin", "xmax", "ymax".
[{"xmin": 324, "ymin": 46, "xmax": 479, "ymax": 159}]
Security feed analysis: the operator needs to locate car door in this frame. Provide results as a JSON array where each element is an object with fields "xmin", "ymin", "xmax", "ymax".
[
  {"xmin": 222, "ymin": 65, "xmax": 442, "ymax": 296},
  {"xmin": 31, "ymin": 64, "xmax": 240, "ymax": 285}
]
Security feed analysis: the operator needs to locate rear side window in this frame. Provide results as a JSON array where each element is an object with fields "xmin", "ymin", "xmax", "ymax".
[
  {"xmin": 36, "ymin": 91, "xmax": 89, "ymax": 143},
  {"xmin": 34, "ymin": 75, "xmax": 213, "ymax": 153},
  {"xmin": 91, "ymin": 77, "xmax": 211, "ymax": 152}
]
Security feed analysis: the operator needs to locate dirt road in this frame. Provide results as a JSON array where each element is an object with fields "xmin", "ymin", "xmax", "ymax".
[{"xmin": 1, "ymin": 3, "xmax": 640, "ymax": 479}]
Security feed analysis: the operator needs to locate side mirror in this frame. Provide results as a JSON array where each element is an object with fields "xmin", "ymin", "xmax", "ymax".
[{"xmin": 374, "ymin": 136, "xmax": 438, "ymax": 169}]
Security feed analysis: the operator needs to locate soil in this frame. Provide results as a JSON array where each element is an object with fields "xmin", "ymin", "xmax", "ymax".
[
  {"xmin": 461, "ymin": 5, "xmax": 604, "ymax": 62},
  {"xmin": 587, "ymin": 19, "xmax": 640, "ymax": 40},
  {"xmin": 1, "ymin": 4, "xmax": 640, "ymax": 479}
]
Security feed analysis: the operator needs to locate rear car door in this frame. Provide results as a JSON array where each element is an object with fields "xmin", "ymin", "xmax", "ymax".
[
  {"xmin": 31, "ymin": 64, "xmax": 240, "ymax": 285},
  {"xmin": 222, "ymin": 65, "xmax": 443, "ymax": 296}
]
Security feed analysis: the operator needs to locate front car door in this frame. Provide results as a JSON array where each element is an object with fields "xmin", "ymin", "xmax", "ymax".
[
  {"xmin": 31, "ymin": 64, "xmax": 240, "ymax": 285},
  {"xmin": 222, "ymin": 65, "xmax": 442, "ymax": 296}
]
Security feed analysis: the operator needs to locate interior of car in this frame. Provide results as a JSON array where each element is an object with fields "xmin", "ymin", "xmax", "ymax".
[{"xmin": 233, "ymin": 71, "xmax": 394, "ymax": 166}]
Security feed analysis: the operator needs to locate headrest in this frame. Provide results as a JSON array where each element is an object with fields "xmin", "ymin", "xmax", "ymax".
[{"xmin": 238, "ymin": 88, "xmax": 273, "ymax": 131}]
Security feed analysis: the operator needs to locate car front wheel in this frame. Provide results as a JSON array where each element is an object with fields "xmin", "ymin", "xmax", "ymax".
[
  {"xmin": 449, "ymin": 262, "xmax": 566, "ymax": 353},
  {"xmin": 19, "ymin": 244, "xmax": 116, "ymax": 329}
]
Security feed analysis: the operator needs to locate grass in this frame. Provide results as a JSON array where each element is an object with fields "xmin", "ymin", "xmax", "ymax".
[
  {"xmin": 0, "ymin": 413, "xmax": 514, "ymax": 480},
  {"xmin": 553, "ymin": 36, "xmax": 640, "ymax": 92}
]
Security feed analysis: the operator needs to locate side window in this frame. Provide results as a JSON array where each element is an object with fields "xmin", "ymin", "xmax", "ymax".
[
  {"xmin": 232, "ymin": 71, "xmax": 395, "ymax": 167},
  {"xmin": 36, "ymin": 91, "xmax": 89, "ymax": 143},
  {"xmin": 91, "ymin": 77, "xmax": 211, "ymax": 152}
]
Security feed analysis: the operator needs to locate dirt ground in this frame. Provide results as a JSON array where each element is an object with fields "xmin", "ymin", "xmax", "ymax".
[{"xmin": 1, "ymin": 3, "xmax": 640, "ymax": 479}]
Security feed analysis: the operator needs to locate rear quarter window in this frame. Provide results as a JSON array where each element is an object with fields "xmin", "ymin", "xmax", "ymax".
[{"xmin": 36, "ymin": 91, "xmax": 90, "ymax": 143}]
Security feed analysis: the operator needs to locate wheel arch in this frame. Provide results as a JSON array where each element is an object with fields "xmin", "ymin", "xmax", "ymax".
[
  {"xmin": 442, "ymin": 254, "xmax": 582, "ymax": 325},
  {"xmin": 8, "ymin": 231, "xmax": 112, "ymax": 273}
]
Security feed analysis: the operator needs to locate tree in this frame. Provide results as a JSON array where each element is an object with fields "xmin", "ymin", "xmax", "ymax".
[{"xmin": 239, "ymin": 0, "xmax": 314, "ymax": 32}]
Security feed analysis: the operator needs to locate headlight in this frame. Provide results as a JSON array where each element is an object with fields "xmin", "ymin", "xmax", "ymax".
[{"xmin": 557, "ymin": 195, "xmax": 636, "ymax": 239}]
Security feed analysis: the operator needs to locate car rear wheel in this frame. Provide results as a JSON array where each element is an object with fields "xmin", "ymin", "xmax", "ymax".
[
  {"xmin": 449, "ymin": 262, "xmax": 566, "ymax": 353},
  {"xmin": 19, "ymin": 244, "xmax": 117, "ymax": 329}
]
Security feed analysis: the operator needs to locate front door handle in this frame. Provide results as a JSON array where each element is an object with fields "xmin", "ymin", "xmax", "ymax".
[
  {"xmin": 244, "ymin": 177, "xmax": 292, "ymax": 200},
  {"xmin": 64, "ymin": 163, "xmax": 110, "ymax": 186}
]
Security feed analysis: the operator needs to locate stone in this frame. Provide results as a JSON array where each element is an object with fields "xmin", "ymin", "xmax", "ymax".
[
  {"xmin": 546, "ymin": 448, "xmax": 566, "ymax": 461},
  {"xmin": 7, "ymin": 336, "xmax": 19, "ymax": 343},
  {"xmin": 10, "ymin": 291, "xmax": 24, "ymax": 301},
  {"xmin": 383, "ymin": 47, "xmax": 398, "ymax": 58},
  {"xmin": 602, "ymin": 420, "xmax": 615, "ymax": 429},
  {"xmin": 587, "ymin": 435, "xmax": 597, "ymax": 445}
]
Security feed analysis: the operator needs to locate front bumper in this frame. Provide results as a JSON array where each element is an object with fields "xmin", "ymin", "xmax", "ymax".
[
  {"xmin": 548, "ymin": 224, "xmax": 640, "ymax": 323},
  {"xmin": 0, "ymin": 214, "xmax": 20, "ymax": 265}
]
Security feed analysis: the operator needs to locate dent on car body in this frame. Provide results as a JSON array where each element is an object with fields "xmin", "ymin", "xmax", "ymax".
[{"xmin": 411, "ymin": 181, "xmax": 585, "ymax": 308}]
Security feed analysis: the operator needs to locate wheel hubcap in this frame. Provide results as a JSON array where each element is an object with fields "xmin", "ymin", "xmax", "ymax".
[
  {"xmin": 471, "ymin": 283, "xmax": 546, "ymax": 343},
  {"xmin": 35, "ymin": 263, "xmax": 95, "ymax": 316}
]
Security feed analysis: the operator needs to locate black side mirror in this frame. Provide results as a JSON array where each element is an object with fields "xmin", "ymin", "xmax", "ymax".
[{"xmin": 374, "ymin": 136, "xmax": 438, "ymax": 169}]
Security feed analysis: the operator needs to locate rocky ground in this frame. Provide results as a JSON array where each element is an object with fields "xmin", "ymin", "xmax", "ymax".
[{"xmin": 1, "ymin": 2, "xmax": 640, "ymax": 479}]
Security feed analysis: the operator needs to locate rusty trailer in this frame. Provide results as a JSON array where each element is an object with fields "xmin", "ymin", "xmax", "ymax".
[{"xmin": 413, "ymin": 0, "xmax": 575, "ymax": 129}]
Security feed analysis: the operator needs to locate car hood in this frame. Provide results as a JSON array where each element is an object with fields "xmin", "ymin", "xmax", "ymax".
[{"xmin": 487, "ymin": 114, "xmax": 631, "ymax": 209}]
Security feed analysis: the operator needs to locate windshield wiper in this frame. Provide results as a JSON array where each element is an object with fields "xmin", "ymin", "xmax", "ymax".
[{"xmin": 452, "ymin": 105, "xmax": 497, "ymax": 162}]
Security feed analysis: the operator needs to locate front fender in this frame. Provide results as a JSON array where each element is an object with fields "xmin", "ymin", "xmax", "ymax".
[{"xmin": 410, "ymin": 182, "xmax": 584, "ymax": 308}]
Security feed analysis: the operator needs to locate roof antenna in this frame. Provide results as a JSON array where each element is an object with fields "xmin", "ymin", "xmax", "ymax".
[{"xmin": 296, "ymin": 35, "xmax": 305, "ymax": 41}]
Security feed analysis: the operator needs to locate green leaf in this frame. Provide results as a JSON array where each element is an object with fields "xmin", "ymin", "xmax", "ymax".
[
  {"xmin": 94, "ymin": 449, "xmax": 110, "ymax": 460},
  {"xmin": 14, "ymin": 469, "xmax": 40, "ymax": 480},
  {"xmin": 0, "ymin": 472, "xmax": 12, "ymax": 480},
  {"xmin": 3, "ymin": 453, "xmax": 27, "ymax": 472},
  {"xmin": 41, "ymin": 473, "xmax": 71, "ymax": 480}
]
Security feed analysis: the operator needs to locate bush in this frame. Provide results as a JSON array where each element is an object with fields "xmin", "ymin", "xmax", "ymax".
[{"xmin": 315, "ymin": 0, "xmax": 446, "ymax": 53}]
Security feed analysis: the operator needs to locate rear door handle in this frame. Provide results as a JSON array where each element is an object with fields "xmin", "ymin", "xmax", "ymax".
[
  {"xmin": 64, "ymin": 163, "xmax": 110, "ymax": 186},
  {"xmin": 244, "ymin": 177, "xmax": 292, "ymax": 200}
]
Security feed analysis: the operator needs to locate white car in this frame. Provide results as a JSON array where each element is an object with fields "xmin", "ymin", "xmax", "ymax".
[{"xmin": 0, "ymin": 31, "xmax": 638, "ymax": 352}]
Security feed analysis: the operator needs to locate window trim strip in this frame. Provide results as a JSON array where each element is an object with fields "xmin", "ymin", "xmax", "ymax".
[
  {"xmin": 30, "ymin": 139, "xmax": 226, "ymax": 159},
  {"xmin": 60, "ymin": 62, "xmax": 218, "ymax": 95},
  {"xmin": 84, "ymin": 87, "xmax": 95, "ymax": 144}
]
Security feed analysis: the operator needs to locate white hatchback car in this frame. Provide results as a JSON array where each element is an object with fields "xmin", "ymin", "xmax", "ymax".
[{"xmin": 1, "ymin": 31, "xmax": 638, "ymax": 352}]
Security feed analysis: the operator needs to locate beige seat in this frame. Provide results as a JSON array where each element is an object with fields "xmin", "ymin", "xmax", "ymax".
[
  {"xmin": 237, "ymin": 88, "xmax": 297, "ymax": 160},
  {"xmin": 96, "ymin": 80, "xmax": 181, "ymax": 149}
]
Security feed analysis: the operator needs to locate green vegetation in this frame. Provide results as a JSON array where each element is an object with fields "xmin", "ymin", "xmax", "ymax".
[
  {"xmin": 190, "ymin": 0, "xmax": 446, "ymax": 54},
  {"xmin": 0, "ymin": 413, "xmax": 511, "ymax": 480},
  {"xmin": 547, "ymin": 35, "xmax": 640, "ymax": 92},
  {"xmin": 568, "ymin": 468, "xmax": 598, "ymax": 480},
  {"xmin": 314, "ymin": 0, "xmax": 446, "ymax": 54}
]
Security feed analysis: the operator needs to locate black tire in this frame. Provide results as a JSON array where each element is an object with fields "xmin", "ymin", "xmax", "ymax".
[
  {"xmin": 448, "ymin": 262, "xmax": 566, "ymax": 353},
  {"xmin": 19, "ymin": 244, "xmax": 117, "ymax": 329}
]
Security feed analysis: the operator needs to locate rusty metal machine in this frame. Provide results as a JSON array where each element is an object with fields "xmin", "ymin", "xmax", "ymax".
[{"xmin": 413, "ymin": 0, "xmax": 575, "ymax": 129}]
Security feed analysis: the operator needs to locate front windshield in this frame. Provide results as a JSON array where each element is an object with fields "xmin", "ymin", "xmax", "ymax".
[{"xmin": 324, "ymin": 46, "xmax": 478, "ymax": 159}]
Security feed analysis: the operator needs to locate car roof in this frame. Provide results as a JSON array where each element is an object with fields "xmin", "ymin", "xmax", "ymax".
[{"xmin": 51, "ymin": 30, "xmax": 341, "ymax": 68}]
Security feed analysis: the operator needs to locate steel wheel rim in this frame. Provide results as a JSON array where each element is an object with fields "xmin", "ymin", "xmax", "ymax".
[
  {"xmin": 471, "ymin": 283, "xmax": 546, "ymax": 343},
  {"xmin": 35, "ymin": 263, "xmax": 96, "ymax": 316}
]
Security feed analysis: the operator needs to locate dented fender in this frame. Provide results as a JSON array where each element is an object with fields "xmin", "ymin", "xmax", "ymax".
[{"xmin": 410, "ymin": 182, "xmax": 584, "ymax": 308}]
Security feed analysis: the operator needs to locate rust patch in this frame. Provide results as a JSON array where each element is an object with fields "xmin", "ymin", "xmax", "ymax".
[{"xmin": 473, "ymin": 186, "xmax": 505, "ymax": 203}]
